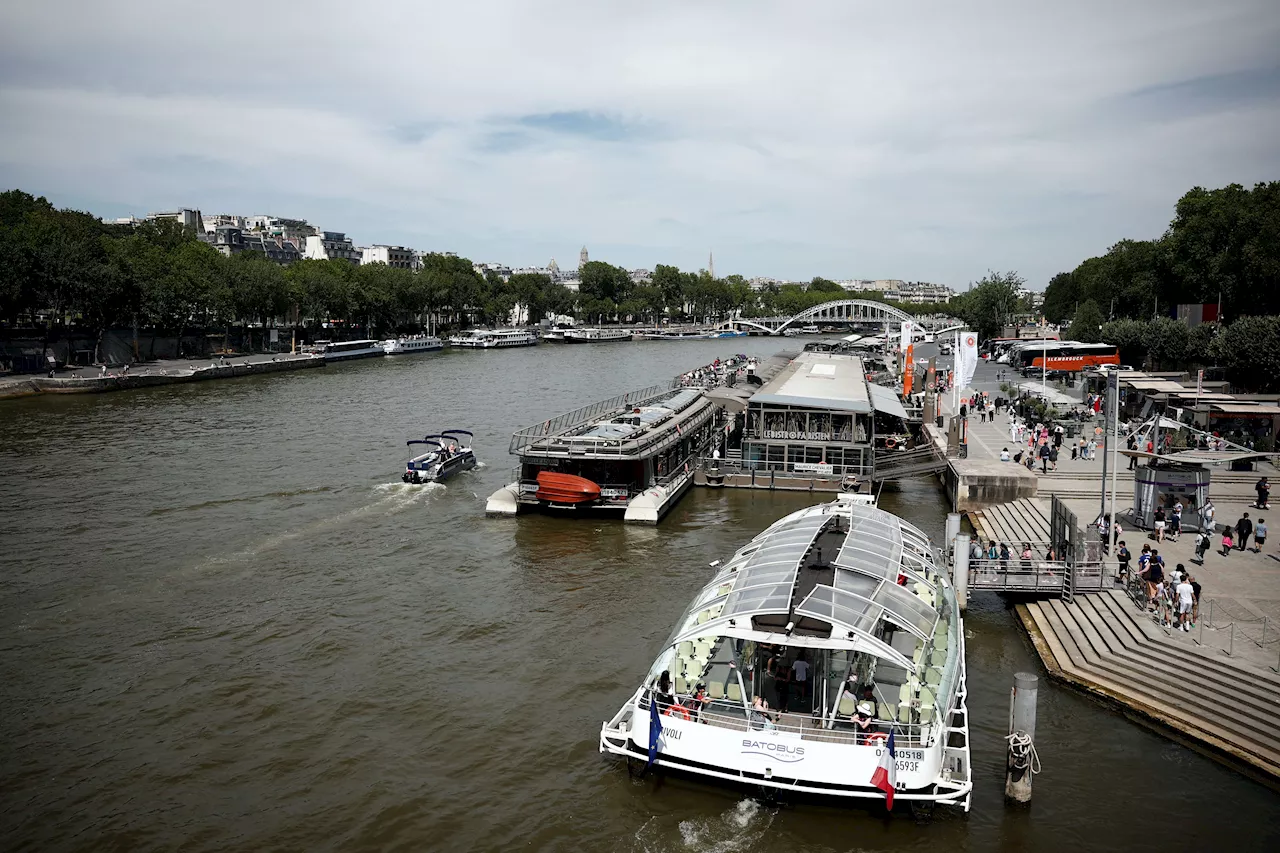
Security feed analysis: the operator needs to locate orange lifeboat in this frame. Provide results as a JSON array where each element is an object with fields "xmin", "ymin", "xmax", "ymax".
[{"xmin": 535, "ymin": 471, "xmax": 602, "ymax": 504}]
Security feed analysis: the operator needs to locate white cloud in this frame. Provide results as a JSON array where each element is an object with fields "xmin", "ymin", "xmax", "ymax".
[{"xmin": 1, "ymin": 0, "xmax": 1277, "ymax": 286}]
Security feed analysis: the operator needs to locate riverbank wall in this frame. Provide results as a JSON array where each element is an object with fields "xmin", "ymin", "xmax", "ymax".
[{"xmin": 0, "ymin": 353, "xmax": 324, "ymax": 400}]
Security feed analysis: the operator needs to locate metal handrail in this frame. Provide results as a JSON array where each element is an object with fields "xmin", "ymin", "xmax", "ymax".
[
  {"xmin": 640, "ymin": 692, "xmax": 933, "ymax": 748},
  {"xmin": 509, "ymin": 380, "xmax": 681, "ymax": 454}
]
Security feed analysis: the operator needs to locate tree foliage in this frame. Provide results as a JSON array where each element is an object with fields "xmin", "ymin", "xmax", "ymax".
[
  {"xmin": 949, "ymin": 271, "xmax": 1024, "ymax": 340},
  {"xmin": 1069, "ymin": 299, "xmax": 1103, "ymax": 343}
]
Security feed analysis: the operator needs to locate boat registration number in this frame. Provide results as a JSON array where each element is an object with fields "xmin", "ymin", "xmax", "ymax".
[
  {"xmin": 877, "ymin": 746, "xmax": 924, "ymax": 772},
  {"xmin": 600, "ymin": 488, "xmax": 629, "ymax": 499}
]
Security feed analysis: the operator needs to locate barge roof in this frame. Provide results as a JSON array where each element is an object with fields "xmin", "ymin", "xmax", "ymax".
[{"xmin": 750, "ymin": 352, "xmax": 872, "ymax": 414}]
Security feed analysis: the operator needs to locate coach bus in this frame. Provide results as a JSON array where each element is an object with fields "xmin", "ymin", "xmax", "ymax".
[{"xmin": 1013, "ymin": 341, "xmax": 1120, "ymax": 373}]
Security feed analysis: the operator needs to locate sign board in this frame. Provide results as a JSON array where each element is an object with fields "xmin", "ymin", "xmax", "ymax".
[
  {"xmin": 793, "ymin": 463, "xmax": 834, "ymax": 475},
  {"xmin": 763, "ymin": 431, "xmax": 833, "ymax": 441}
]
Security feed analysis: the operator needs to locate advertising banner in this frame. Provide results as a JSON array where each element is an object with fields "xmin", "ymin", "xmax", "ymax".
[{"xmin": 957, "ymin": 331, "xmax": 978, "ymax": 389}]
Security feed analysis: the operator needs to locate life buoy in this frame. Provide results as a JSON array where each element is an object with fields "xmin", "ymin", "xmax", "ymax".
[
  {"xmin": 665, "ymin": 705, "xmax": 692, "ymax": 721},
  {"xmin": 866, "ymin": 731, "xmax": 888, "ymax": 743},
  {"xmin": 885, "ymin": 438, "xmax": 897, "ymax": 449}
]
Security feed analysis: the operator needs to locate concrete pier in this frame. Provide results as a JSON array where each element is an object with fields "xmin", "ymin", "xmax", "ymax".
[{"xmin": 0, "ymin": 353, "xmax": 324, "ymax": 400}]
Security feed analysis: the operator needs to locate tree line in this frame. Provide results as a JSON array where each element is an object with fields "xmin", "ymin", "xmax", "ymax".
[{"xmin": 1044, "ymin": 181, "xmax": 1280, "ymax": 389}]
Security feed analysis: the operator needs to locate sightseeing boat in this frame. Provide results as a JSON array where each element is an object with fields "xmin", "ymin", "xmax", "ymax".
[
  {"xmin": 303, "ymin": 339, "xmax": 385, "ymax": 361},
  {"xmin": 563, "ymin": 327, "xmax": 633, "ymax": 343},
  {"xmin": 448, "ymin": 329, "xmax": 539, "ymax": 349},
  {"xmin": 402, "ymin": 430, "xmax": 477, "ymax": 483},
  {"xmin": 382, "ymin": 335, "xmax": 444, "ymax": 355},
  {"xmin": 636, "ymin": 329, "xmax": 748, "ymax": 341},
  {"xmin": 599, "ymin": 496, "xmax": 972, "ymax": 810},
  {"xmin": 485, "ymin": 382, "xmax": 717, "ymax": 523}
]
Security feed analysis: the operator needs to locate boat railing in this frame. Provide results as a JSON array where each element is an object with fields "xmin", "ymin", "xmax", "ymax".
[
  {"xmin": 640, "ymin": 692, "xmax": 933, "ymax": 749},
  {"xmin": 509, "ymin": 380, "xmax": 683, "ymax": 454},
  {"xmin": 700, "ymin": 457, "xmax": 874, "ymax": 480}
]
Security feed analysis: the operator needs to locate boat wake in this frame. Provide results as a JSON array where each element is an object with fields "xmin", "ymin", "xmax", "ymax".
[
  {"xmin": 629, "ymin": 799, "xmax": 775, "ymax": 852},
  {"xmin": 677, "ymin": 799, "xmax": 775, "ymax": 851},
  {"xmin": 200, "ymin": 483, "xmax": 443, "ymax": 565}
]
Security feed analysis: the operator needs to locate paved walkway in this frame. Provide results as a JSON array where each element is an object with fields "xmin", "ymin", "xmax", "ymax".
[{"xmin": 948, "ymin": 359, "xmax": 1280, "ymax": 675}]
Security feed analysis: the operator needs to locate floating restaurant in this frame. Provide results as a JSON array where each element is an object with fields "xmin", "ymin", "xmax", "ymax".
[{"xmin": 735, "ymin": 352, "xmax": 912, "ymax": 483}]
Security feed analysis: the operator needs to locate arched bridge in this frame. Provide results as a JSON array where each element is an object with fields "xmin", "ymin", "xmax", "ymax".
[{"xmin": 717, "ymin": 300, "xmax": 960, "ymax": 336}]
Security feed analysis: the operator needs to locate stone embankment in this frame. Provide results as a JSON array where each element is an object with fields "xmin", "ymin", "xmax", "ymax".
[{"xmin": 0, "ymin": 353, "xmax": 324, "ymax": 400}]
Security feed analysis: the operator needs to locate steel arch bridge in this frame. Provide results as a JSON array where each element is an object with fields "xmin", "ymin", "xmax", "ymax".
[{"xmin": 715, "ymin": 301, "xmax": 961, "ymax": 336}]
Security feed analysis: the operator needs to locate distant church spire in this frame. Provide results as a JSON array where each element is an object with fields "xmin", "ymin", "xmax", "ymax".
[
  {"xmin": 709, "ymin": 251, "xmax": 715, "ymax": 279},
  {"xmin": 579, "ymin": 246, "xmax": 588, "ymax": 269}
]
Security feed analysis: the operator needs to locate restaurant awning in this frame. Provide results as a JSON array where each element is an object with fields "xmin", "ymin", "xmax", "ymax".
[
  {"xmin": 1209, "ymin": 404, "xmax": 1280, "ymax": 415},
  {"xmin": 867, "ymin": 383, "xmax": 908, "ymax": 420}
]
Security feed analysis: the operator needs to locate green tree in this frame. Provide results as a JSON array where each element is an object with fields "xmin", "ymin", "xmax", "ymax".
[
  {"xmin": 1210, "ymin": 315, "xmax": 1280, "ymax": 391},
  {"xmin": 1099, "ymin": 318, "xmax": 1150, "ymax": 367},
  {"xmin": 1141, "ymin": 316, "xmax": 1190, "ymax": 369},
  {"xmin": 808, "ymin": 277, "xmax": 843, "ymax": 294},
  {"xmin": 1069, "ymin": 299, "xmax": 1104, "ymax": 343},
  {"xmin": 956, "ymin": 271, "xmax": 1023, "ymax": 340}
]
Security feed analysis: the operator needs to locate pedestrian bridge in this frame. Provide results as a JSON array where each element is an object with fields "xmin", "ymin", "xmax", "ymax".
[{"xmin": 715, "ymin": 299, "xmax": 960, "ymax": 336}]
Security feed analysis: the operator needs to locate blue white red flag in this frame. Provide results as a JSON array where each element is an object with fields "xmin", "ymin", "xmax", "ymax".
[{"xmin": 870, "ymin": 730, "xmax": 897, "ymax": 809}]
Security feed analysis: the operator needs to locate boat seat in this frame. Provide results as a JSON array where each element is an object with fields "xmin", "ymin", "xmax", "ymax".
[
  {"xmin": 696, "ymin": 612, "xmax": 709, "ymax": 625},
  {"xmin": 709, "ymin": 681, "xmax": 726, "ymax": 700},
  {"xmin": 925, "ymin": 667, "xmax": 942, "ymax": 687},
  {"xmin": 678, "ymin": 641, "xmax": 693, "ymax": 658},
  {"xmin": 912, "ymin": 646, "xmax": 925, "ymax": 666},
  {"xmin": 675, "ymin": 675, "xmax": 688, "ymax": 694},
  {"xmin": 726, "ymin": 683, "xmax": 742, "ymax": 702},
  {"xmin": 837, "ymin": 695, "xmax": 856, "ymax": 716},
  {"xmin": 898, "ymin": 682, "xmax": 914, "ymax": 706},
  {"xmin": 878, "ymin": 701, "xmax": 894, "ymax": 721},
  {"xmin": 897, "ymin": 703, "xmax": 912, "ymax": 725}
]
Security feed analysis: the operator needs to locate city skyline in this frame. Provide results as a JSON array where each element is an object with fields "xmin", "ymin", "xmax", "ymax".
[{"xmin": 1, "ymin": 1, "xmax": 1276, "ymax": 289}]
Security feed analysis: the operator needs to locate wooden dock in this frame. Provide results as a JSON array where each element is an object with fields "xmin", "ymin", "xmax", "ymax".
[{"xmin": 1017, "ymin": 590, "xmax": 1280, "ymax": 784}]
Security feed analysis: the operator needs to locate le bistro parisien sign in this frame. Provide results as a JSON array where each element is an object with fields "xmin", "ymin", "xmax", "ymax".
[{"xmin": 762, "ymin": 430, "xmax": 834, "ymax": 441}]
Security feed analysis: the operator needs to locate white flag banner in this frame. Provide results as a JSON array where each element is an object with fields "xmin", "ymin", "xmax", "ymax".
[
  {"xmin": 899, "ymin": 320, "xmax": 913, "ymax": 353},
  {"xmin": 957, "ymin": 331, "xmax": 978, "ymax": 390}
]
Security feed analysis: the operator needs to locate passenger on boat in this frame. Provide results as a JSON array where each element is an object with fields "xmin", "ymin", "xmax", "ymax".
[
  {"xmin": 655, "ymin": 671, "xmax": 674, "ymax": 714},
  {"xmin": 749, "ymin": 696, "xmax": 777, "ymax": 730},
  {"xmin": 854, "ymin": 701, "xmax": 875, "ymax": 743},
  {"xmin": 689, "ymin": 682, "xmax": 710, "ymax": 721}
]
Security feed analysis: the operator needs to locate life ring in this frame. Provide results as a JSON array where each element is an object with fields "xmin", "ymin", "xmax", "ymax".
[
  {"xmin": 885, "ymin": 438, "xmax": 897, "ymax": 449},
  {"xmin": 866, "ymin": 731, "xmax": 888, "ymax": 743},
  {"xmin": 665, "ymin": 705, "xmax": 692, "ymax": 721}
]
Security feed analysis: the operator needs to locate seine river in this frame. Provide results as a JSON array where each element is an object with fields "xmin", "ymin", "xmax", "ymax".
[{"xmin": 2, "ymin": 340, "xmax": 1277, "ymax": 852}]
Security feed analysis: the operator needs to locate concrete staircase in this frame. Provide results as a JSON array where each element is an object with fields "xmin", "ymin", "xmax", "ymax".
[
  {"xmin": 969, "ymin": 497, "xmax": 1052, "ymax": 544},
  {"xmin": 1017, "ymin": 590, "xmax": 1280, "ymax": 783}
]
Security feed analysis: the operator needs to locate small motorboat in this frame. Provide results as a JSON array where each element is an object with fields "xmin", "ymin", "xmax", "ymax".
[
  {"xmin": 534, "ymin": 471, "xmax": 601, "ymax": 504},
  {"xmin": 402, "ymin": 430, "xmax": 477, "ymax": 483}
]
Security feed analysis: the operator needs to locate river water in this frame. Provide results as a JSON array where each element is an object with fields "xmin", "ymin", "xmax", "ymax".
[{"xmin": 2, "ymin": 340, "xmax": 1277, "ymax": 852}]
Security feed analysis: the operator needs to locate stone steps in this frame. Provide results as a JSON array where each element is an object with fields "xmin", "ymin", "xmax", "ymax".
[{"xmin": 1018, "ymin": 590, "xmax": 1280, "ymax": 782}]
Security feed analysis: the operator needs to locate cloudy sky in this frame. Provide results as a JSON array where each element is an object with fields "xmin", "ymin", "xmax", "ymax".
[{"xmin": 2, "ymin": 1, "xmax": 1277, "ymax": 288}]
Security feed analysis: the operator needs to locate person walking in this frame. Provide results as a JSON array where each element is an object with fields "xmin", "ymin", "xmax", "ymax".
[
  {"xmin": 1253, "ymin": 518, "xmax": 1267, "ymax": 553},
  {"xmin": 1200, "ymin": 499, "xmax": 1216, "ymax": 534},
  {"xmin": 1116, "ymin": 540, "xmax": 1131, "ymax": 584},
  {"xmin": 1175, "ymin": 574, "xmax": 1195, "ymax": 632},
  {"xmin": 1049, "ymin": 444, "xmax": 1059, "ymax": 471},
  {"xmin": 1221, "ymin": 526, "xmax": 1234, "ymax": 556},
  {"xmin": 1235, "ymin": 513, "xmax": 1253, "ymax": 551},
  {"xmin": 1127, "ymin": 433, "xmax": 1138, "ymax": 470},
  {"xmin": 1170, "ymin": 503, "xmax": 1182, "ymax": 541},
  {"xmin": 1038, "ymin": 442, "xmax": 1050, "ymax": 474},
  {"xmin": 1256, "ymin": 477, "xmax": 1271, "ymax": 510},
  {"xmin": 1153, "ymin": 506, "xmax": 1166, "ymax": 543},
  {"xmin": 1193, "ymin": 529, "xmax": 1211, "ymax": 564}
]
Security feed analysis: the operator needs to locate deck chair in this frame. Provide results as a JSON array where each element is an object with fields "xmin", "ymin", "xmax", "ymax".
[
  {"xmin": 897, "ymin": 703, "xmax": 912, "ymax": 725},
  {"xmin": 837, "ymin": 695, "xmax": 856, "ymax": 717},
  {"xmin": 918, "ymin": 686, "xmax": 936, "ymax": 724},
  {"xmin": 678, "ymin": 640, "xmax": 694, "ymax": 658},
  {"xmin": 898, "ymin": 682, "xmax": 914, "ymax": 706},
  {"xmin": 675, "ymin": 675, "xmax": 688, "ymax": 694},
  {"xmin": 878, "ymin": 701, "xmax": 894, "ymax": 721},
  {"xmin": 709, "ymin": 680, "xmax": 726, "ymax": 700}
]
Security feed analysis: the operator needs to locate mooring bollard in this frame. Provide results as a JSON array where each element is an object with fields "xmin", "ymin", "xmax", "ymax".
[
  {"xmin": 1006, "ymin": 672, "xmax": 1039, "ymax": 804},
  {"xmin": 953, "ymin": 533, "xmax": 969, "ymax": 611},
  {"xmin": 945, "ymin": 513, "xmax": 961, "ymax": 553}
]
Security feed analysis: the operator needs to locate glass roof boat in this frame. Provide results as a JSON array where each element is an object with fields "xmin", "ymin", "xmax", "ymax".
[{"xmin": 599, "ymin": 495, "xmax": 972, "ymax": 810}]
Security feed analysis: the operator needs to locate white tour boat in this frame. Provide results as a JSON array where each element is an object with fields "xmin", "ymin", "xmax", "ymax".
[
  {"xmin": 448, "ymin": 329, "xmax": 539, "ymax": 349},
  {"xmin": 303, "ymin": 339, "xmax": 385, "ymax": 361},
  {"xmin": 600, "ymin": 496, "xmax": 972, "ymax": 810},
  {"xmin": 382, "ymin": 335, "xmax": 444, "ymax": 355},
  {"xmin": 563, "ymin": 327, "xmax": 632, "ymax": 343}
]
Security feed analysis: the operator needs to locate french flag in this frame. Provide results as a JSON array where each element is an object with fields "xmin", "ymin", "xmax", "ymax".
[{"xmin": 870, "ymin": 731, "xmax": 897, "ymax": 809}]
